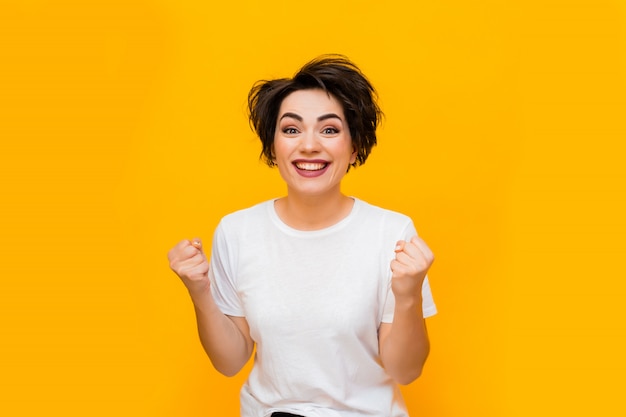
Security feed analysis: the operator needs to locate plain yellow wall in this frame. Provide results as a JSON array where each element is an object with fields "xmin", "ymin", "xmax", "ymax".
[{"xmin": 1, "ymin": 0, "xmax": 625, "ymax": 416}]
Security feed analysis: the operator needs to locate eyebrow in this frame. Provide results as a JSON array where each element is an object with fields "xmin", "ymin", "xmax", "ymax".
[{"xmin": 279, "ymin": 112, "xmax": 343, "ymax": 123}]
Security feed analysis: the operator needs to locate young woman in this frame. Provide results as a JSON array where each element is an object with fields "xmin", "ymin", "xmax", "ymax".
[{"xmin": 168, "ymin": 55, "xmax": 437, "ymax": 417}]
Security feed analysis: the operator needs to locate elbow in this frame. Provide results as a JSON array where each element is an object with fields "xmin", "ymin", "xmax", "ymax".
[
  {"xmin": 212, "ymin": 360, "xmax": 245, "ymax": 377},
  {"xmin": 202, "ymin": 340, "xmax": 254, "ymax": 378},
  {"xmin": 218, "ymin": 369, "xmax": 239, "ymax": 378},
  {"xmin": 393, "ymin": 367, "xmax": 423, "ymax": 386},
  {"xmin": 209, "ymin": 346, "xmax": 253, "ymax": 377},
  {"xmin": 382, "ymin": 347, "xmax": 430, "ymax": 385},
  {"xmin": 206, "ymin": 346, "xmax": 250, "ymax": 377}
]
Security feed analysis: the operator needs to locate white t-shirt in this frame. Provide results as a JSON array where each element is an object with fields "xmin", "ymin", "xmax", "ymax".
[{"xmin": 209, "ymin": 198, "xmax": 437, "ymax": 417}]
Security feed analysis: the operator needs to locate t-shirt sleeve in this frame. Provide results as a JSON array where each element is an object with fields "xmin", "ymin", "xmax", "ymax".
[
  {"xmin": 381, "ymin": 220, "xmax": 437, "ymax": 322},
  {"xmin": 209, "ymin": 221, "xmax": 245, "ymax": 317}
]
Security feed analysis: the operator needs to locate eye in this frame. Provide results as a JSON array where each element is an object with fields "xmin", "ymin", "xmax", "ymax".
[
  {"xmin": 282, "ymin": 127, "xmax": 299, "ymax": 135},
  {"xmin": 322, "ymin": 127, "xmax": 339, "ymax": 135}
]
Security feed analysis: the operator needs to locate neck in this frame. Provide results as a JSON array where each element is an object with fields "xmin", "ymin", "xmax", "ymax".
[{"xmin": 275, "ymin": 191, "xmax": 354, "ymax": 231}]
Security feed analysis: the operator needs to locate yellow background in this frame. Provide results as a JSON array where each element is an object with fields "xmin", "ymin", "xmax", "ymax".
[{"xmin": 1, "ymin": 0, "xmax": 625, "ymax": 415}]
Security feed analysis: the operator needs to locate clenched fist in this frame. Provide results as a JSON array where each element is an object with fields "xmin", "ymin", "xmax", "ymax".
[
  {"xmin": 168, "ymin": 238, "xmax": 210, "ymax": 293},
  {"xmin": 390, "ymin": 236, "xmax": 434, "ymax": 300}
]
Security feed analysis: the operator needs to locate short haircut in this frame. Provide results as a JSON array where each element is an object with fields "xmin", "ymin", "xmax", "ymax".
[{"xmin": 248, "ymin": 55, "xmax": 383, "ymax": 168}]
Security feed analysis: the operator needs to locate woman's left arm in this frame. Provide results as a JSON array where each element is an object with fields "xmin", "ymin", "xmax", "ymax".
[{"xmin": 378, "ymin": 236, "xmax": 434, "ymax": 385}]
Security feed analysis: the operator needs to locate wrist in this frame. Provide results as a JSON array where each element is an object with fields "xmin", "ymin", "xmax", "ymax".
[
  {"xmin": 187, "ymin": 280, "xmax": 212, "ymax": 302},
  {"xmin": 394, "ymin": 293, "xmax": 424, "ymax": 312}
]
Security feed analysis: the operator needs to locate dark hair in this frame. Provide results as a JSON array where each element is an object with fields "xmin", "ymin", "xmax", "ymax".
[{"xmin": 248, "ymin": 54, "xmax": 383, "ymax": 168}]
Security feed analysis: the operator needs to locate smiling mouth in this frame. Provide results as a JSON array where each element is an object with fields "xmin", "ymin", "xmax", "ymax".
[{"xmin": 294, "ymin": 162, "xmax": 328, "ymax": 171}]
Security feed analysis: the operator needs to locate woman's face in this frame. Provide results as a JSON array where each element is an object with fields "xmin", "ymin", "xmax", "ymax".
[{"xmin": 273, "ymin": 89, "xmax": 357, "ymax": 199}]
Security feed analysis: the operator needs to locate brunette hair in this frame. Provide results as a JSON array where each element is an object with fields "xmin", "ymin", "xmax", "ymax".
[{"xmin": 248, "ymin": 55, "xmax": 383, "ymax": 168}]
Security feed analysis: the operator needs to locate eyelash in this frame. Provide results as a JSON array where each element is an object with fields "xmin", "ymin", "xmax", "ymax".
[{"xmin": 282, "ymin": 127, "xmax": 339, "ymax": 135}]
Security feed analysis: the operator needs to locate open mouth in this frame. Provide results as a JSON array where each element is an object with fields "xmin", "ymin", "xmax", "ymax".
[{"xmin": 294, "ymin": 161, "xmax": 328, "ymax": 171}]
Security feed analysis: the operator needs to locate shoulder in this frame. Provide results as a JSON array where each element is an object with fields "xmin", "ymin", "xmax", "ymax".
[
  {"xmin": 212, "ymin": 200, "xmax": 276, "ymax": 245},
  {"xmin": 211, "ymin": 200, "xmax": 275, "ymax": 252},
  {"xmin": 218, "ymin": 200, "xmax": 273, "ymax": 228},
  {"xmin": 353, "ymin": 198, "xmax": 413, "ymax": 230}
]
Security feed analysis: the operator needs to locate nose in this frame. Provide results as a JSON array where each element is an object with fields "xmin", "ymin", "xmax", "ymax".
[{"xmin": 300, "ymin": 130, "xmax": 321, "ymax": 153}]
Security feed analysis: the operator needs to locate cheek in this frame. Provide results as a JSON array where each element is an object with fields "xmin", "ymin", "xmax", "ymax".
[{"xmin": 272, "ymin": 139, "xmax": 292, "ymax": 161}]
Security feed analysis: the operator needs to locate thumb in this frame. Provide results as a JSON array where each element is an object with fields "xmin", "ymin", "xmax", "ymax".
[
  {"xmin": 394, "ymin": 240, "xmax": 405, "ymax": 253},
  {"xmin": 191, "ymin": 237, "xmax": 203, "ymax": 252}
]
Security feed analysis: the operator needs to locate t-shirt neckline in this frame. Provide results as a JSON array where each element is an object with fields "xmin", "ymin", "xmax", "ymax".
[{"xmin": 267, "ymin": 197, "xmax": 361, "ymax": 237}]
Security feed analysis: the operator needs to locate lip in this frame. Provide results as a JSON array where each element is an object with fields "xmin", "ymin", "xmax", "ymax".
[{"xmin": 292, "ymin": 159, "xmax": 330, "ymax": 178}]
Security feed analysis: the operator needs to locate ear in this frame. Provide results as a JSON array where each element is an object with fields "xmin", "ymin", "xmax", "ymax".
[
  {"xmin": 349, "ymin": 145, "xmax": 357, "ymax": 165},
  {"xmin": 270, "ymin": 144, "xmax": 277, "ymax": 166}
]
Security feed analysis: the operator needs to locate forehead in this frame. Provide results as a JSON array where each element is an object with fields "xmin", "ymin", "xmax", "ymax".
[{"xmin": 279, "ymin": 89, "xmax": 345, "ymax": 118}]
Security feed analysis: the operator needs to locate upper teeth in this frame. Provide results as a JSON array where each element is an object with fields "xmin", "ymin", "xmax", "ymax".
[{"xmin": 296, "ymin": 162, "xmax": 326, "ymax": 171}]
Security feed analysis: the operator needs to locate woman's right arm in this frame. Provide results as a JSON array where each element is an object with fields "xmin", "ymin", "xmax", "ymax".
[{"xmin": 167, "ymin": 238, "xmax": 254, "ymax": 376}]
